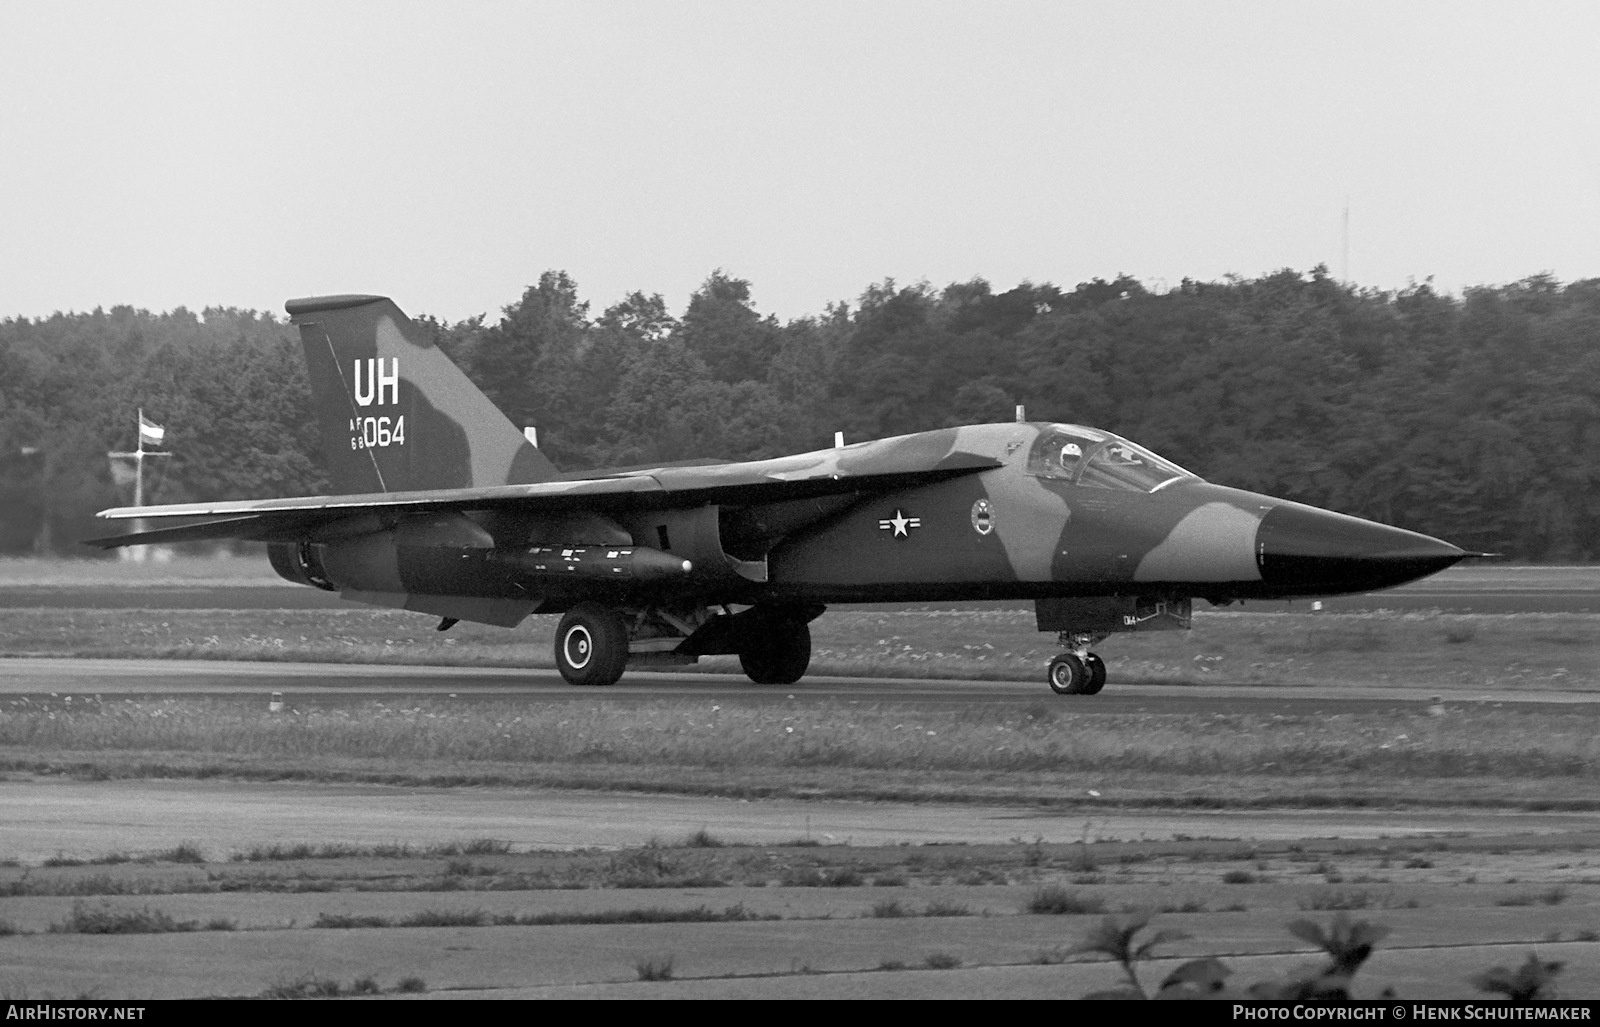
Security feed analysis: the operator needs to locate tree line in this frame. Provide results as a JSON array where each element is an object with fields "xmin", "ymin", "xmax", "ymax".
[{"xmin": 2, "ymin": 266, "xmax": 1596, "ymax": 560}]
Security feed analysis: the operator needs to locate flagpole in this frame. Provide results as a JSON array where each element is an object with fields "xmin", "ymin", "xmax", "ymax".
[
  {"xmin": 109, "ymin": 410, "xmax": 170, "ymax": 563},
  {"xmin": 134, "ymin": 407, "xmax": 145, "ymax": 510}
]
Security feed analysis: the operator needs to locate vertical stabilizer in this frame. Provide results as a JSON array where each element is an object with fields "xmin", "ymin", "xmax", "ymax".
[{"xmin": 286, "ymin": 294, "xmax": 558, "ymax": 494}]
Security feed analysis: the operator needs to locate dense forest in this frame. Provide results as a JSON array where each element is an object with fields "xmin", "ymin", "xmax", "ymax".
[{"xmin": 2, "ymin": 266, "xmax": 1597, "ymax": 560}]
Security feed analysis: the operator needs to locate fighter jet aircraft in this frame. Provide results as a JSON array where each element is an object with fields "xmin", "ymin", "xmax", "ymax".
[{"xmin": 89, "ymin": 294, "xmax": 1469, "ymax": 695}]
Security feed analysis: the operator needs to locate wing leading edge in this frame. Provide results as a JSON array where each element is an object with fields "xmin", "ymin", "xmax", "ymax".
[{"xmin": 87, "ymin": 445, "xmax": 1003, "ymax": 549}]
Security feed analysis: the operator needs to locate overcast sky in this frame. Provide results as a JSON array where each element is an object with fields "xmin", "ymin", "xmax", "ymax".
[{"xmin": 3, "ymin": 0, "xmax": 1597, "ymax": 324}]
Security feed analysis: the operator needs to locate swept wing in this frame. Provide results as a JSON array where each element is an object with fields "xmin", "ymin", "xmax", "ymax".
[{"xmin": 88, "ymin": 441, "xmax": 1002, "ymax": 548}]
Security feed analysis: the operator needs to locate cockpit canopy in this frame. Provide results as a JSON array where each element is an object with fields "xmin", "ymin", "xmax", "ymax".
[{"xmin": 1025, "ymin": 424, "xmax": 1199, "ymax": 493}]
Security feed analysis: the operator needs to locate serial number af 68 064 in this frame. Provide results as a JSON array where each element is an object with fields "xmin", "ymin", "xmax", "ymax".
[{"xmin": 349, "ymin": 415, "xmax": 406, "ymax": 450}]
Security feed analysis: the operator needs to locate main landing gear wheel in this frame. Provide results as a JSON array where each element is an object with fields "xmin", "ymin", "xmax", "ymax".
[
  {"xmin": 1047, "ymin": 653, "xmax": 1086, "ymax": 695},
  {"xmin": 739, "ymin": 618, "xmax": 811, "ymax": 685},
  {"xmin": 1083, "ymin": 653, "xmax": 1107, "ymax": 696},
  {"xmin": 555, "ymin": 603, "xmax": 629, "ymax": 687},
  {"xmin": 1047, "ymin": 652, "xmax": 1106, "ymax": 696}
]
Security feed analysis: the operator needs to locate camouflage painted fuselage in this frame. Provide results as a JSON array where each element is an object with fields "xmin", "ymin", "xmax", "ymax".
[{"xmin": 649, "ymin": 422, "xmax": 1463, "ymax": 611}]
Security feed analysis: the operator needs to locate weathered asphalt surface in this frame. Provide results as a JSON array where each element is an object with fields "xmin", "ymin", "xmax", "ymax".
[
  {"xmin": 10, "ymin": 774, "xmax": 1600, "ymax": 865},
  {"xmin": 6, "ymin": 657, "xmax": 1600, "ymax": 717}
]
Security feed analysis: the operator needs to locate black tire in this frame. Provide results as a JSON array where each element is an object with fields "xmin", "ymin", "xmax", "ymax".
[
  {"xmin": 555, "ymin": 603, "xmax": 629, "ymax": 687},
  {"xmin": 1082, "ymin": 653, "xmax": 1107, "ymax": 696},
  {"xmin": 739, "ymin": 619, "xmax": 811, "ymax": 685},
  {"xmin": 1047, "ymin": 653, "xmax": 1087, "ymax": 695}
]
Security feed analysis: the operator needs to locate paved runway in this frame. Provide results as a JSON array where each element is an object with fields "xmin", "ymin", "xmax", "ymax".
[
  {"xmin": 4, "ymin": 656, "xmax": 1600, "ymax": 715},
  {"xmin": 6, "ymin": 774, "xmax": 1597, "ymax": 865}
]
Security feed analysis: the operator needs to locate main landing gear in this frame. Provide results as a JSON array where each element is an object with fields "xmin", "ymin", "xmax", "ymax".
[
  {"xmin": 737, "ymin": 616, "xmax": 811, "ymax": 685},
  {"xmin": 552, "ymin": 602, "xmax": 819, "ymax": 688},
  {"xmin": 1047, "ymin": 632, "xmax": 1106, "ymax": 696},
  {"xmin": 555, "ymin": 603, "xmax": 630, "ymax": 687}
]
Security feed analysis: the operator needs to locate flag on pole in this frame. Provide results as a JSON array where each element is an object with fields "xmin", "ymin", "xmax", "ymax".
[{"xmin": 138, "ymin": 413, "xmax": 165, "ymax": 447}]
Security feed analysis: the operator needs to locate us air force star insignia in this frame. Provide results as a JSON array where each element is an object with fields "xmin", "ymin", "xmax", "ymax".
[
  {"xmin": 971, "ymin": 499, "xmax": 994, "ymax": 536},
  {"xmin": 877, "ymin": 509, "xmax": 922, "ymax": 537}
]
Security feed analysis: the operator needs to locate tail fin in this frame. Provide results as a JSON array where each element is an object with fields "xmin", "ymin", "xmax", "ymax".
[{"xmin": 287, "ymin": 294, "xmax": 559, "ymax": 494}]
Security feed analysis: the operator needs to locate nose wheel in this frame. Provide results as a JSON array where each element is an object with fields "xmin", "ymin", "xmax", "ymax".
[{"xmin": 1047, "ymin": 635, "xmax": 1107, "ymax": 696}]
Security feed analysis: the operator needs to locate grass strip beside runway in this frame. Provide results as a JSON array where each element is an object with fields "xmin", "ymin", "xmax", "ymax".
[{"xmin": 3, "ymin": 697, "xmax": 1597, "ymax": 808}]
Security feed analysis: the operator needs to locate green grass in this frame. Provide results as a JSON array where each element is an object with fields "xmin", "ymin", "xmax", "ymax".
[
  {"xmin": 156, "ymin": 842, "xmax": 207, "ymax": 864},
  {"xmin": 38, "ymin": 844, "xmax": 204, "ymax": 866},
  {"xmin": 1026, "ymin": 885, "xmax": 1106, "ymax": 915},
  {"xmin": 260, "ymin": 974, "xmax": 422, "ymax": 999},
  {"xmin": 312, "ymin": 904, "xmax": 776, "ymax": 930},
  {"xmin": 5, "ymin": 696, "xmax": 1598, "ymax": 785},
  {"xmin": 260, "ymin": 976, "xmax": 345, "ymax": 999},
  {"xmin": 47, "ymin": 901, "xmax": 206, "ymax": 934},
  {"xmin": 1297, "ymin": 889, "xmax": 1420, "ymax": 911},
  {"xmin": 514, "ymin": 903, "xmax": 775, "ymax": 926},
  {"xmin": 634, "ymin": 955, "xmax": 675, "ymax": 981},
  {"xmin": 312, "ymin": 912, "xmax": 391, "ymax": 929},
  {"xmin": 3, "ymin": 843, "xmax": 820, "ymax": 896},
  {"xmin": 1, "ymin": 873, "xmax": 185, "ymax": 898},
  {"xmin": 1495, "ymin": 886, "xmax": 1566, "ymax": 907},
  {"xmin": 402, "ymin": 909, "xmax": 491, "ymax": 927},
  {"xmin": 229, "ymin": 838, "xmax": 510, "ymax": 861},
  {"xmin": 681, "ymin": 828, "xmax": 724, "ymax": 848}
]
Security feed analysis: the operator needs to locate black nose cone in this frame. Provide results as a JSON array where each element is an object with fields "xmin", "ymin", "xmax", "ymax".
[{"xmin": 1256, "ymin": 503, "xmax": 1466, "ymax": 596}]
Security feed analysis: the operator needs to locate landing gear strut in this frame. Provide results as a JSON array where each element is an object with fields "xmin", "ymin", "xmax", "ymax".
[{"xmin": 1047, "ymin": 632, "xmax": 1106, "ymax": 696}]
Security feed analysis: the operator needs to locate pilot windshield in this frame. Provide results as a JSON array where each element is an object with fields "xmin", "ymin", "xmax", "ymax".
[
  {"xmin": 1026, "ymin": 427, "xmax": 1101, "ymax": 481},
  {"xmin": 1026, "ymin": 426, "xmax": 1197, "ymax": 492}
]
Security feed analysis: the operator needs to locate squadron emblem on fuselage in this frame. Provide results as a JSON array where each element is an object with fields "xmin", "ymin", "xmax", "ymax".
[{"xmin": 971, "ymin": 498, "xmax": 994, "ymax": 536}]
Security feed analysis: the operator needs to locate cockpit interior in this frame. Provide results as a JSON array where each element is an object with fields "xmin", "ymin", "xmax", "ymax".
[{"xmin": 1025, "ymin": 425, "xmax": 1197, "ymax": 493}]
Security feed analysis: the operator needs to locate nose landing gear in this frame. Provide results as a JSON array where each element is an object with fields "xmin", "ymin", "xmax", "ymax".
[{"xmin": 1047, "ymin": 633, "xmax": 1107, "ymax": 696}]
